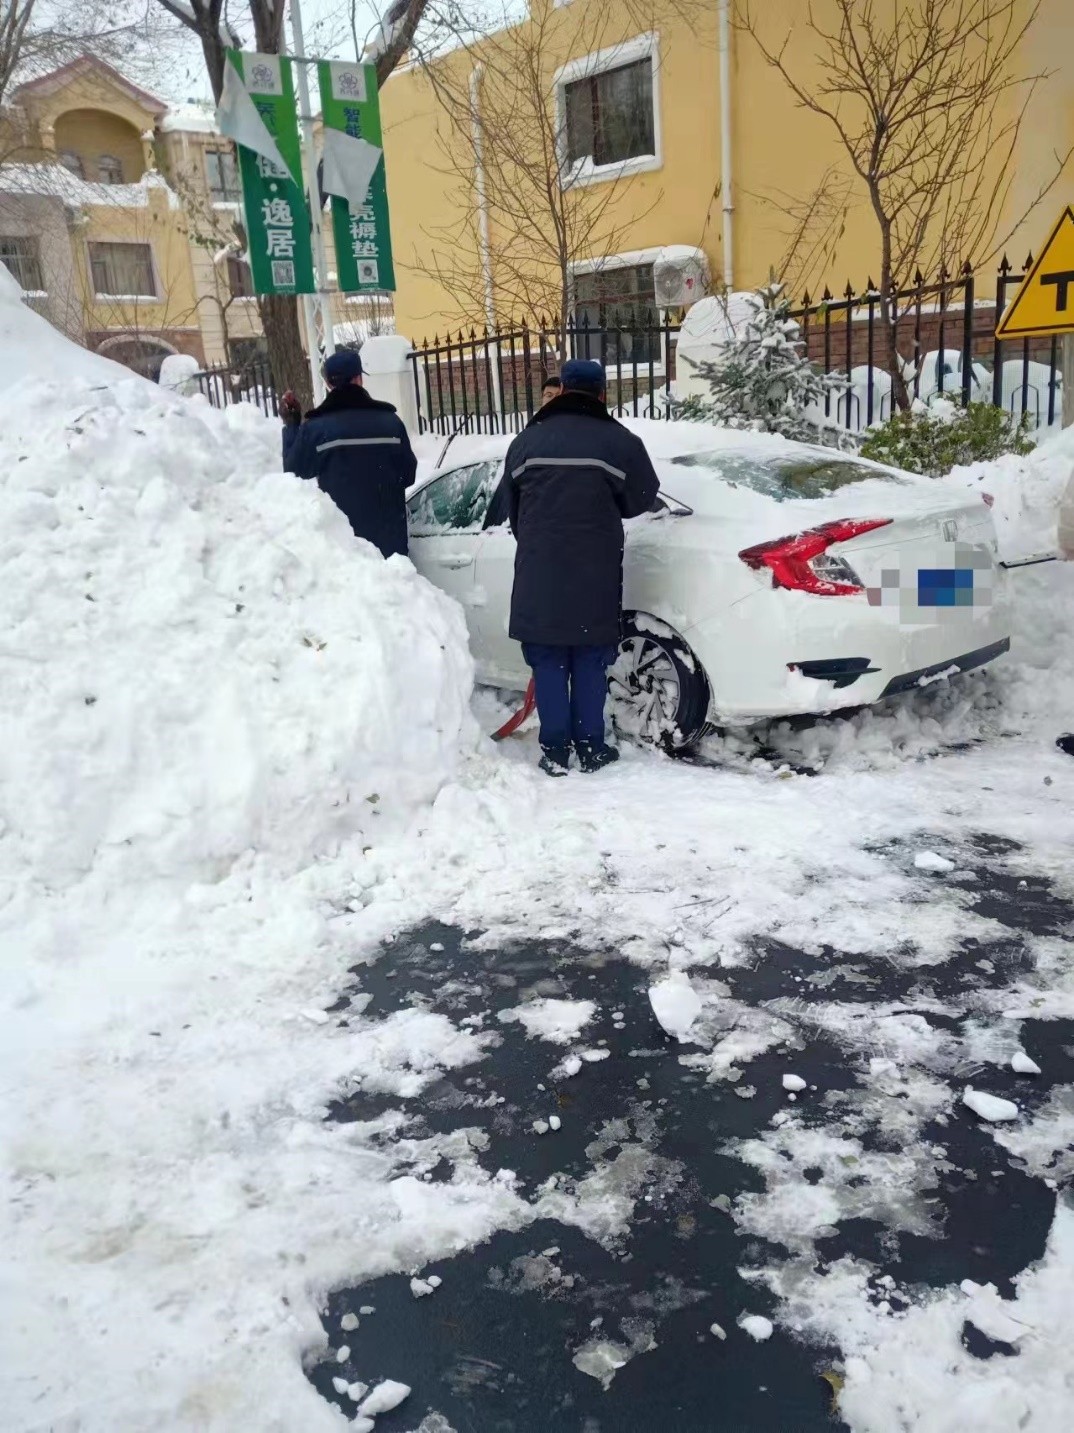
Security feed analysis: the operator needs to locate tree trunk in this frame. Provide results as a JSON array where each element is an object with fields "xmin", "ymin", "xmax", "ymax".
[
  {"xmin": 200, "ymin": 30, "xmax": 226, "ymax": 104},
  {"xmin": 245, "ymin": 2, "xmax": 311, "ymax": 411},
  {"xmin": 259, "ymin": 293, "xmax": 312, "ymax": 410},
  {"xmin": 879, "ymin": 257, "xmax": 910, "ymax": 413}
]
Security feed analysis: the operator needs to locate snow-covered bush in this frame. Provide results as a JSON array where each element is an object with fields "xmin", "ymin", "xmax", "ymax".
[
  {"xmin": 861, "ymin": 399, "xmax": 1034, "ymax": 477},
  {"xmin": 673, "ymin": 283, "xmax": 850, "ymax": 447}
]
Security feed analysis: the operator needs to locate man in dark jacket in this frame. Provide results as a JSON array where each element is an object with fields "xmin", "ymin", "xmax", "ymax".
[
  {"xmin": 280, "ymin": 349, "xmax": 416, "ymax": 557},
  {"xmin": 502, "ymin": 358, "xmax": 660, "ymax": 776}
]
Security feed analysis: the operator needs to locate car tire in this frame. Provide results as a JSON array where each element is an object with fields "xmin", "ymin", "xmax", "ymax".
[{"xmin": 609, "ymin": 613, "xmax": 711, "ymax": 753}]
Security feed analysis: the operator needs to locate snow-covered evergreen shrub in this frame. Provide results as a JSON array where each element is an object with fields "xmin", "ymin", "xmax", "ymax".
[
  {"xmin": 860, "ymin": 399, "xmax": 1034, "ymax": 477},
  {"xmin": 674, "ymin": 283, "xmax": 850, "ymax": 447}
]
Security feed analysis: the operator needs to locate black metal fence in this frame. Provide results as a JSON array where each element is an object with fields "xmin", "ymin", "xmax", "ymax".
[
  {"xmin": 407, "ymin": 257, "xmax": 1062, "ymax": 438},
  {"xmin": 188, "ymin": 258, "xmax": 1064, "ymax": 438},
  {"xmin": 192, "ymin": 354, "xmax": 279, "ymax": 417},
  {"xmin": 408, "ymin": 316, "xmax": 681, "ymax": 437}
]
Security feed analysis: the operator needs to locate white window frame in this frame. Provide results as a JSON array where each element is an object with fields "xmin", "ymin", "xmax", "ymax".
[
  {"xmin": 205, "ymin": 147, "xmax": 242, "ymax": 206},
  {"xmin": 553, "ymin": 32, "xmax": 662, "ymax": 190},
  {"xmin": 86, "ymin": 239, "xmax": 159, "ymax": 301},
  {"xmin": 0, "ymin": 234, "xmax": 45, "ymax": 293},
  {"xmin": 567, "ymin": 248, "xmax": 695, "ymax": 379}
]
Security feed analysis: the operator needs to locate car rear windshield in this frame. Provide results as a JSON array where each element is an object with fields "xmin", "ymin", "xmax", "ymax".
[{"xmin": 668, "ymin": 451, "xmax": 908, "ymax": 502}]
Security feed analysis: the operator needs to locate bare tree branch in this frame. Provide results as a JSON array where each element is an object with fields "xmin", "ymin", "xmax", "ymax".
[
  {"xmin": 738, "ymin": 0, "xmax": 1073, "ymax": 409},
  {"xmin": 410, "ymin": 1, "xmax": 667, "ymax": 351}
]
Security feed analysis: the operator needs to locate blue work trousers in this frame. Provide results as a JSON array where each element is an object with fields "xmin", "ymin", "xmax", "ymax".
[{"xmin": 522, "ymin": 643, "xmax": 617, "ymax": 751}]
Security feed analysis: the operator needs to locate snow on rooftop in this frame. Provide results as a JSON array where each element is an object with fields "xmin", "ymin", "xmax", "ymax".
[
  {"xmin": 159, "ymin": 101, "xmax": 219, "ymax": 135},
  {"xmin": 0, "ymin": 163, "xmax": 180, "ymax": 210}
]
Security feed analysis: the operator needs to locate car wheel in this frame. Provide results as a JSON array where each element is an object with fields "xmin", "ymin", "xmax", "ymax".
[{"xmin": 609, "ymin": 613, "xmax": 711, "ymax": 752}]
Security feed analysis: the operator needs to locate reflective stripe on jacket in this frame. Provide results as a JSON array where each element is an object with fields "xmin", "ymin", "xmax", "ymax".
[
  {"xmin": 283, "ymin": 384, "xmax": 416, "ymax": 557},
  {"xmin": 499, "ymin": 391, "xmax": 660, "ymax": 646}
]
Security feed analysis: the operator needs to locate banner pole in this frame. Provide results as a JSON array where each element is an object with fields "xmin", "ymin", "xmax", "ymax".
[{"xmin": 287, "ymin": 0, "xmax": 335, "ymax": 403}]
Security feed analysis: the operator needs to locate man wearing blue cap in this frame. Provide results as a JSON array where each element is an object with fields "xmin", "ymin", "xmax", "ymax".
[
  {"xmin": 501, "ymin": 358, "xmax": 660, "ymax": 776},
  {"xmin": 279, "ymin": 349, "xmax": 416, "ymax": 558}
]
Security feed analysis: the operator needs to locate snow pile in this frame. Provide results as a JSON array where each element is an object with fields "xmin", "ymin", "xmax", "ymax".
[
  {"xmin": 0, "ymin": 271, "xmax": 486, "ymax": 1430},
  {"xmin": 0, "ymin": 337, "xmax": 476, "ymax": 892},
  {"xmin": 946, "ymin": 421, "xmax": 1074, "ymax": 565}
]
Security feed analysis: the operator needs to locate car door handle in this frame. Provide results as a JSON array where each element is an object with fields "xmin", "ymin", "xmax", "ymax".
[{"xmin": 435, "ymin": 553, "xmax": 475, "ymax": 569}]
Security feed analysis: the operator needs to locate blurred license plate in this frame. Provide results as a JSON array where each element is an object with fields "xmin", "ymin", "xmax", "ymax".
[{"xmin": 918, "ymin": 567, "xmax": 974, "ymax": 607}]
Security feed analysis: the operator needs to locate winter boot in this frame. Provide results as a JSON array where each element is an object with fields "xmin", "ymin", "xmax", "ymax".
[
  {"xmin": 539, "ymin": 745, "xmax": 571, "ymax": 777},
  {"xmin": 576, "ymin": 741, "xmax": 620, "ymax": 774},
  {"xmin": 1057, "ymin": 734, "xmax": 1074, "ymax": 757}
]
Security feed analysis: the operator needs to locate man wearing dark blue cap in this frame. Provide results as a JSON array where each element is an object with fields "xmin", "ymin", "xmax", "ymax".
[
  {"xmin": 279, "ymin": 348, "xmax": 416, "ymax": 558},
  {"xmin": 501, "ymin": 358, "xmax": 660, "ymax": 776}
]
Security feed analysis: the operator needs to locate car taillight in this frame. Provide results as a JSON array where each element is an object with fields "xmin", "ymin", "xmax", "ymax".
[
  {"xmin": 739, "ymin": 518, "xmax": 892, "ymax": 596},
  {"xmin": 982, "ymin": 492, "xmax": 995, "ymax": 508}
]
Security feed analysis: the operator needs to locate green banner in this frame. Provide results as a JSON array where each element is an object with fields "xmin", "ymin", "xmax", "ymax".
[
  {"xmin": 318, "ymin": 60, "xmax": 396, "ymax": 294},
  {"xmin": 229, "ymin": 50, "xmax": 314, "ymax": 296}
]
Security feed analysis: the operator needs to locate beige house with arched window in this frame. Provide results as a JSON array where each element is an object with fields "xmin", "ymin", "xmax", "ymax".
[
  {"xmin": 0, "ymin": 56, "xmax": 211, "ymax": 376},
  {"xmin": 0, "ymin": 54, "xmax": 394, "ymax": 379}
]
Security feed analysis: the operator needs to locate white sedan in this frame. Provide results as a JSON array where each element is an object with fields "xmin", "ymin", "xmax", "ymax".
[{"xmin": 406, "ymin": 421, "xmax": 1010, "ymax": 748}]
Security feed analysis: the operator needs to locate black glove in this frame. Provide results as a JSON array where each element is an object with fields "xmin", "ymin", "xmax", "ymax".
[{"xmin": 279, "ymin": 390, "xmax": 302, "ymax": 426}]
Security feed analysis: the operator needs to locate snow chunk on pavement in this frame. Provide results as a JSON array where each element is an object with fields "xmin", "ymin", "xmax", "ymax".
[
  {"xmin": 572, "ymin": 1323, "xmax": 657, "ymax": 1389},
  {"xmin": 498, "ymin": 997, "xmax": 596, "ymax": 1044},
  {"xmin": 963, "ymin": 1086, "xmax": 1019, "ymax": 1122},
  {"xmin": 738, "ymin": 1314, "xmax": 774, "ymax": 1341},
  {"xmin": 648, "ymin": 970, "xmax": 703, "ymax": 1041},
  {"xmin": 1012, "ymin": 1051, "xmax": 1042, "ymax": 1075},
  {"xmin": 358, "ymin": 1380, "xmax": 412, "ymax": 1415},
  {"xmin": 348, "ymin": 1009, "xmax": 493, "ymax": 1097},
  {"xmin": 782, "ymin": 1074, "xmax": 807, "ymax": 1092},
  {"xmin": 410, "ymin": 1277, "xmax": 435, "ymax": 1297},
  {"xmin": 914, "ymin": 851, "xmax": 956, "ymax": 874}
]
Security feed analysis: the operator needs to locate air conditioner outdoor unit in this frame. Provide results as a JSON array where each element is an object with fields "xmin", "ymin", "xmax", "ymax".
[{"xmin": 653, "ymin": 254, "xmax": 709, "ymax": 309}]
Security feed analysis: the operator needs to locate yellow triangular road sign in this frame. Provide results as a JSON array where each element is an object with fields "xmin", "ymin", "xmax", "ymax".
[{"xmin": 996, "ymin": 207, "xmax": 1074, "ymax": 339}]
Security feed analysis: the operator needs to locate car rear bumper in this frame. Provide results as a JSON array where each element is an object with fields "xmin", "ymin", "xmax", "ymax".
[
  {"xmin": 690, "ymin": 579, "xmax": 1012, "ymax": 723},
  {"xmin": 878, "ymin": 637, "xmax": 1010, "ymax": 697}
]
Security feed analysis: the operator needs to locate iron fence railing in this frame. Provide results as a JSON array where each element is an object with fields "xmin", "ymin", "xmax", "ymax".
[
  {"xmin": 408, "ymin": 315, "xmax": 682, "ymax": 437},
  {"xmin": 192, "ymin": 354, "xmax": 279, "ymax": 417},
  {"xmin": 189, "ymin": 258, "xmax": 1063, "ymax": 439}
]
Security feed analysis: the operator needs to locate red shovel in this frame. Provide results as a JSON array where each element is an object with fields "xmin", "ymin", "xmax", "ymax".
[{"xmin": 490, "ymin": 679, "xmax": 536, "ymax": 741}]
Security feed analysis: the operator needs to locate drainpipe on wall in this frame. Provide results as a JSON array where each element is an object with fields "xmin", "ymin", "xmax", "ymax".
[
  {"xmin": 718, "ymin": 0, "xmax": 734, "ymax": 291},
  {"xmin": 469, "ymin": 63, "xmax": 496, "ymax": 333},
  {"xmin": 469, "ymin": 62, "xmax": 502, "ymax": 418}
]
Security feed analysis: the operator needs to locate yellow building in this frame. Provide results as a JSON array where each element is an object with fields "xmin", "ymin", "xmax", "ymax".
[{"xmin": 381, "ymin": 0, "xmax": 1074, "ymax": 343}]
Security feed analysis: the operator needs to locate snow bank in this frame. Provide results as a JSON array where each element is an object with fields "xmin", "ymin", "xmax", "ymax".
[
  {"xmin": 0, "ymin": 274, "xmax": 484, "ymax": 1431},
  {"xmin": 0, "ymin": 330, "xmax": 475, "ymax": 892},
  {"xmin": 946, "ymin": 422, "xmax": 1074, "ymax": 565}
]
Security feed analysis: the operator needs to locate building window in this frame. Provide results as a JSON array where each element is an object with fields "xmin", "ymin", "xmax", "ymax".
[
  {"xmin": 98, "ymin": 154, "xmax": 124, "ymax": 184},
  {"xmin": 0, "ymin": 236, "xmax": 44, "ymax": 292},
  {"xmin": 573, "ymin": 263, "xmax": 660, "ymax": 366},
  {"xmin": 59, "ymin": 150, "xmax": 84, "ymax": 179},
  {"xmin": 556, "ymin": 35, "xmax": 661, "ymax": 186},
  {"xmin": 228, "ymin": 335, "xmax": 269, "ymax": 378},
  {"xmin": 226, "ymin": 254, "xmax": 254, "ymax": 298},
  {"xmin": 206, "ymin": 149, "xmax": 241, "ymax": 203},
  {"xmin": 88, "ymin": 241, "xmax": 156, "ymax": 298}
]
